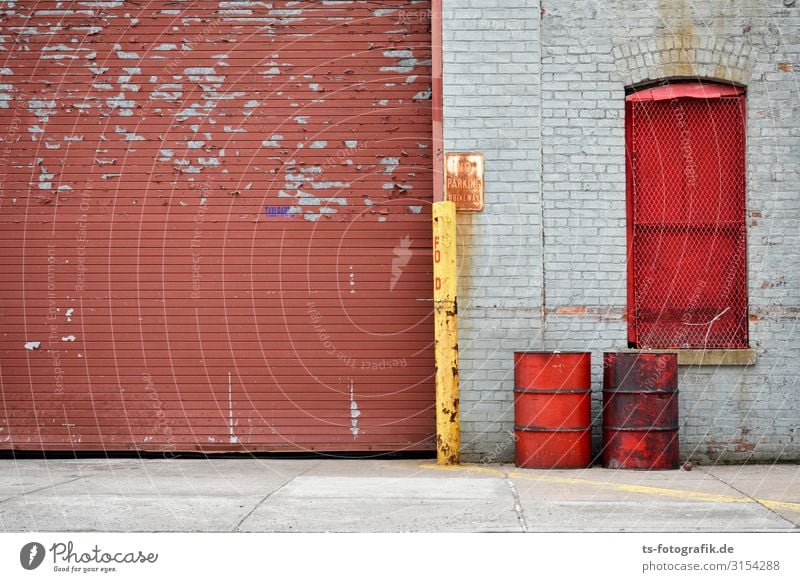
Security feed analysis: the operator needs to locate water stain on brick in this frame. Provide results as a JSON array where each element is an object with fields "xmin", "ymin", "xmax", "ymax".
[{"xmin": 657, "ymin": 0, "xmax": 697, "ymax": 77}]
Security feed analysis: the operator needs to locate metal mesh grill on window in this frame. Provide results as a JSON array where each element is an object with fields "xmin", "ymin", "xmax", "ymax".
[{"xmin": 630, "ymin": 95, "xmax": 748, "ymax": 349}]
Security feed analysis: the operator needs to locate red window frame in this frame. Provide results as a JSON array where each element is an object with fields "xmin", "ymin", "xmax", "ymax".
[{"xmin": 626, "ymin": 81, "xmax": 749, "ymax": 349}]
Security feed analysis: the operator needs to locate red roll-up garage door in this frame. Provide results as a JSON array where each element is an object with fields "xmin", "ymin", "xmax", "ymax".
[{"xmin": 0, "ymin": 1, "xmax": 435, "ymax": 453}]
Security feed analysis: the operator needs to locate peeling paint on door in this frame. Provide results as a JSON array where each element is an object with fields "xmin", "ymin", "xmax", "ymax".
[{"xmin": 0, "ymin": 0, "xmax": 435, "ymax": 454}]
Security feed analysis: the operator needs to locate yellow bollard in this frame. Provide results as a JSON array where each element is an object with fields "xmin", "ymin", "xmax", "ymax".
[{"xmin": 432, "ymin": 200, "xmax": 460, "ymax": 465}]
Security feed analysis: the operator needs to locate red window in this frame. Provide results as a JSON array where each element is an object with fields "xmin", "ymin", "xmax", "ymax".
[{"xmin": 626, "ymin": 81, "xmax": 748, "ymax": 349}]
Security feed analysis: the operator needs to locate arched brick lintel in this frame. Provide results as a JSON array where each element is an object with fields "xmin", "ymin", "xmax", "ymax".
[{"xmin": 613, "ymin": 38, "xmax": 754, "ymax": 87}]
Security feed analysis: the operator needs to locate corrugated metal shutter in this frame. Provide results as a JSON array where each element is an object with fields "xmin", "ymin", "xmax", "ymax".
[
  {"xmin": 0, "ymin": 1, "xmax": 435, "ymax": 453},
  {"xmin": 626, "ymin": 82, "xmax": 748, "ymax": 349}
]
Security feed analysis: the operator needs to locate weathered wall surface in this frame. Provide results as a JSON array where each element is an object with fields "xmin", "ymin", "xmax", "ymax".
[{"xmin": 444, "ymin": 0, "xmax": 800, "ymax": 463}]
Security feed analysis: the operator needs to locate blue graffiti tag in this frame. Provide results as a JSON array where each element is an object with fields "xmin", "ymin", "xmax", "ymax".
[{"xmin": 264, "ymin": 206, "xmax": 293, "ymax": 219}]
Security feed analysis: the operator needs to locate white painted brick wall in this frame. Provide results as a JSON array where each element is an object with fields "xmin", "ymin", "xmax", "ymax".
[{"xmin": 443, "ymin": 0, "xmax": 800, "ymax": 463}]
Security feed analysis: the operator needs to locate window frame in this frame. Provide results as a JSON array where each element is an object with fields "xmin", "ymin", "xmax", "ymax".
[{"xmin": 625, "ymin": 80, "xmax": 749, "ymax": 350}]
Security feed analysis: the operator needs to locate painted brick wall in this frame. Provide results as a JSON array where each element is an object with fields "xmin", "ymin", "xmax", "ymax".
[
  {"xmin": 443, "ymin": 0, "xmax": 800, "ymax": 463},
  {"xmin": 442, "ymin": 0, "xmax": 543, "ymax": 461}
]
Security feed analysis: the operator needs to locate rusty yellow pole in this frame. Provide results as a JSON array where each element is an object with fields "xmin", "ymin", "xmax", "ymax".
[{"xmin": 432, "ymin": 200, "xmax": 460, "ymax": 465}]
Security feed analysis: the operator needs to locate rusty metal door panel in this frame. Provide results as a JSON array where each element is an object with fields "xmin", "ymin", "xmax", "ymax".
[{"xmin": 0, "ymin": 1, "xmax": 434, "ymax": 452}]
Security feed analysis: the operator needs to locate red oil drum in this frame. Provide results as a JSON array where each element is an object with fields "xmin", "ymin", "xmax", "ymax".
[
  {"xmin": 514, "ymin": 352, "xmax": 592, "ymax": 469},
  {"xmin": 602, "ymin": 352, "xmax": 679, "ymax": 470}
]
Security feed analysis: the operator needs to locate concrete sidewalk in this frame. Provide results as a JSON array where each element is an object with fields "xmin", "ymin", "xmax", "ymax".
[{"xmin": 0, "ymin": 459, "xmax": 798, "ymax": 532}]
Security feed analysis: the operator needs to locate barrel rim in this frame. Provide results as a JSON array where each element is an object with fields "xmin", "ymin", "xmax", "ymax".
[
  {"xmin": 602, "ymin": 465, "xmax": 681, "ymax": 471},
  {"xmin": 514, "ymin": 388, "xmax": 592, "ymax": 394},
  {"xmin": 603, "ymin": 425, "xmax": 680, "ymax": 431},
  {"xmin": 515, "ymin": 351, "xmax": 592, "ymax": 355},
  {"xmin": 515, "ymin": 462, "xmax": 593, "ymax": 470},
  {"xmin": 602, "ymin": 351, "xmax": 678, "ymax": 357},
  {"xmin": 515, "ymin": 425, "xmax": 592, "ymax": 433},
  {"xmin": 603, "ymin": 388, "xmax": 680, "ymax": 394}
]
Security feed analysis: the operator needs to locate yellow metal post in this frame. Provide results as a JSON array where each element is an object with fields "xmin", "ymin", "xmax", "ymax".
[{"xmin": 432, "ymin": 200, "xmax": 460, "ymax": 465}]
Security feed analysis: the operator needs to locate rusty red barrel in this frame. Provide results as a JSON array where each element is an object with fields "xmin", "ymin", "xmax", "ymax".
[
  {"xmin": 602, "ymin": 352, "xmax": 679, "ymax": 470},
  {"xmin": 514, "ymin": 352, "xmax": 592, "ymax": 469}
]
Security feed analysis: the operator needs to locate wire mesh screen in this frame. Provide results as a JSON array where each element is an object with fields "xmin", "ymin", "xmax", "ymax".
[{"xmin": 629, "ymin": 92, "xmax": 748, "ymax": 349}]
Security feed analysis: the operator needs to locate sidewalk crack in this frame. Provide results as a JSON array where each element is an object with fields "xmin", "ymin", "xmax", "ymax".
[
  {"xmin": 0, "ymin": 476, "xmax": 86, "ymax": 505},
  {"xmin": 233, "ymin": 459, "xmax": 322, "ymax": 532},
  {"xmin": 704, "ymin": 467, "xmax": 799, "ymax": 529},
  {"xmin": 503, "ymin": 466, "xmax": 528, "ymax": 532}
]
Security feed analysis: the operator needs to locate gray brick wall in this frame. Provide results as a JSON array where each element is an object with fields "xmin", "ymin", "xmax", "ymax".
[
  {"xmin": 443, "ymin": 0, "xmax": 800, "ymax": 463},
  {"xmin": 443, "ymin": 0, "xmax": 543, "ymax": 462}
]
